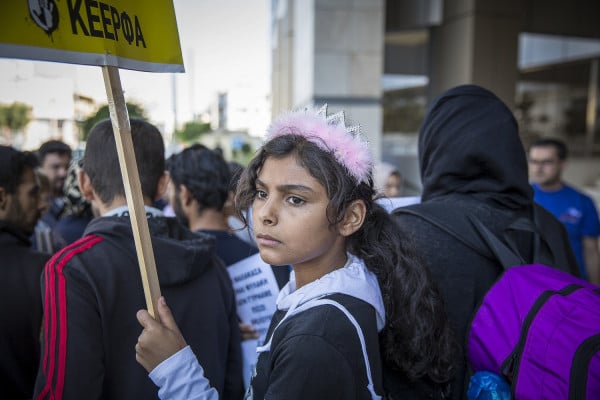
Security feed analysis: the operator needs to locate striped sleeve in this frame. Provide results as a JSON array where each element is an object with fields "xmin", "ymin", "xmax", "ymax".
[{"xmin": 34, "ymin": 235, "xmax": 103, "ymax": 400}]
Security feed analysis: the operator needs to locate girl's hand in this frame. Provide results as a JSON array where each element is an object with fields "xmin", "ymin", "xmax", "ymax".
[{"xmin": 135, "ymin": 296, "xmax": 187, "ymax": 372}]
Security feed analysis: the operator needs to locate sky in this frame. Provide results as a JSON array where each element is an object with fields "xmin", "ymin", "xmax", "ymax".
[{"xmin": 0, "ymin": 0, "xmax": 271, "ymax": 138}]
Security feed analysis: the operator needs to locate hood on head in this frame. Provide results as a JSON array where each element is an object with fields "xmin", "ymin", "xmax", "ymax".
[{"xmin": 418, "ymin": 84, "xmax": 532, "ymax": 209}]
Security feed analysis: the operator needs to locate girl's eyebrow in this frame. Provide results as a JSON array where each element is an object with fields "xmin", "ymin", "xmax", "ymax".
[{"xmin": 256, "ymin": 178, "xmax": 315, "ymax": 194}]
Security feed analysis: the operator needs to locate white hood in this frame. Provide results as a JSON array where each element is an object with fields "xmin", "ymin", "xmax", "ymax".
[{"xmin": 275, "ymin": 253, "xmax": 385, "ymax": 331}]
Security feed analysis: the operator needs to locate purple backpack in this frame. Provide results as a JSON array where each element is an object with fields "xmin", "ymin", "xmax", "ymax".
[{"xmin": 468, "ymin": 263, "xmax": 600, "ymax": 399}]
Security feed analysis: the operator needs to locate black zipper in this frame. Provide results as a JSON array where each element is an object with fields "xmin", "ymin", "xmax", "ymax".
[{"xmin": 501, "ymin": 284, "xmax": 583, "ymax": 397}]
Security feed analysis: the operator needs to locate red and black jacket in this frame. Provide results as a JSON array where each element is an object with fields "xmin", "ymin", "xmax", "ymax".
[{"xmin": 34, "ymin": 216, "xmax": 243, "ymax": 400}]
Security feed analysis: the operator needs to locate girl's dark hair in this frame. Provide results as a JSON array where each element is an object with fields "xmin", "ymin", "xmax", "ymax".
[{"xmin": 236, "ymin": 134, "xmax": 457, "ymax": 393}]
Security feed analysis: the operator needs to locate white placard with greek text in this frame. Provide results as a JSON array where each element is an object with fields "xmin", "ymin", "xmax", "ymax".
[{"xmin": 227, "ymin": 253, "xmax": 280, "ymax": 388}]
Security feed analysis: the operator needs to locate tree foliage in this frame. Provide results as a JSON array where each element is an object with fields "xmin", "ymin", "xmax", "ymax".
[
  {"xmin": 0, "ymin": 102, "xmax": 32, "ymax": 144},
  {"xmin": 0, "ymin": 102, "xmax": 32, "ymax": 130},
  {"xmin": 174, "ymin": 121, "xmax": 211, "ymax": 143},
  {"xmin": 81, "ymin": 102, "xmax": 147, "ymax": 141}
]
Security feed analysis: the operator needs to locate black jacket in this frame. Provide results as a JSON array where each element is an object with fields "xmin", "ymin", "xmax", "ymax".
[
  {"xmin": 0, "ymin": 223, "xmax": 49, "ymax": 399},
  {"xmin": 392, "ymin": 85, "xmax": 579, "ymax": 400},
  {"xmin": 34, "ymin": 216, "xmax": 243, "ymax": 400},
  {"xmin": 248, "ymin": 293, "xmax": 383, "ymax": 400}
]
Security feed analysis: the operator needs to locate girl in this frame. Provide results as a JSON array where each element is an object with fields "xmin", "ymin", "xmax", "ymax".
[{"xmin": 136, "ymin": 105, "xmax": 456, "ymax": 399}]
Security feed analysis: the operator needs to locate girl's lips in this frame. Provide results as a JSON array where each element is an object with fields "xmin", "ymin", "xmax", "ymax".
[{"xmin": 256, "ymin": 234, "xmax": 280, "ymax": 246}]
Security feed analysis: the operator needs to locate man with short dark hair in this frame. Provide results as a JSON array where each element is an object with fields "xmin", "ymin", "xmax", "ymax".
[
  {"xmin": 34, "ymin": 119, "xmax": 243, "ymax": 399},
  {"xmin": 0, "ymin": 145, "xmax": 49, "ymax": 399},
  {"xmin": 529, "ymin": 138, "xmax": 600, "ymax": 284},
  {"xmin": 37, "ymin": 139, "xmax": 71, "ymax": 226},
  {"xmin": 168, "ymin": 145, "xmax": 257, "ymax": 264}
]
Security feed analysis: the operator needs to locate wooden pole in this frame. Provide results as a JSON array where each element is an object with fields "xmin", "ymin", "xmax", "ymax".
[{"xmin": 102, "ymin": 65, "xmax": 162, "ymax": 320}]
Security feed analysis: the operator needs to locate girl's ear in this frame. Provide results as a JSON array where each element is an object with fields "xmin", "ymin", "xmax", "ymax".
[{"xmin": 339, "ymin": 199, "xmax": 366, "ymax": 237}]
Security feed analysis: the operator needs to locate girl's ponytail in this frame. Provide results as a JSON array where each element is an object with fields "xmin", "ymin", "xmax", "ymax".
[{"xmin": 349, "ymin": 201, "xmax": 457, "ymax": 392}]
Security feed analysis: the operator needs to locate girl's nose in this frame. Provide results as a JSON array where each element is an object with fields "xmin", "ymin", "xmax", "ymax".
[{"xmin": 256, "ymin": 198, "xmax": 277, "ymax": 226}]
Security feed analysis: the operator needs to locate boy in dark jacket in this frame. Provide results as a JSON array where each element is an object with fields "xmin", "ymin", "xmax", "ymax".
[{"xmin": 34, "ymin": 119, "xmax": 243, "ymax": 400}]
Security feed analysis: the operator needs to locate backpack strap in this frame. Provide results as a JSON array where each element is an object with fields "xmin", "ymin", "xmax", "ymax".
[
  {"xmin": 466, "ymin": 214, "xmax": 525, "ymax": 270},
  {"xmin": 393, "ymin": 204, "xmax": 496, "ymax": 262},
  {"xmin": 502, "ymin": 206, "xmax": 548, "ymax": 262},
  {"xmin": 394, "ymin": 203, "xmax": 540, "ymax": 270}
]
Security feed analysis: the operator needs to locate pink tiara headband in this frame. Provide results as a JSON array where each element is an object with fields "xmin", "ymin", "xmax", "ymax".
[{"xmin": 266, "ymin": 104, "xmax": 374, "ymax": 184}]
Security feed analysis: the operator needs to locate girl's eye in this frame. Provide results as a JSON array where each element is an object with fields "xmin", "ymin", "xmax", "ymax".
[
  {"xmin": 287, "ymin": 196, "xmax": 305, "ymax": 206},
  {"xmin": 255, "ymin": 189, "xmax": 268, "ymax": 199}
]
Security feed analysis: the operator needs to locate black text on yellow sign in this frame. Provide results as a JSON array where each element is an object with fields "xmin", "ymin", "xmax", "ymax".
[
  {"xmin": 64, "ymin": 0, "xmax": 146, "ymax": 48},
  {"xmin": 0, "ymin": 0, "xmax": 184, "ymax": 72}
]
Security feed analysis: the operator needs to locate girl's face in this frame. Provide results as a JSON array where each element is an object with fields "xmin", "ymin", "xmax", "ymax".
[{"xmin": 251, "ymin": 154, "xmax": 348, "ymax": 275}]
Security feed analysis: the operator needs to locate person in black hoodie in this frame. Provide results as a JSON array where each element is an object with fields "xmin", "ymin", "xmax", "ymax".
[
  {"xmin": 0, "ymin": 145, "xmax": 49, "ymax": 399},
  {"xmin": 392, "ymin": 84, "xmax": 580, "ymax": 400},
  {"xmin": 34, "ymin": 118, "xmax": 243, "ymax": 400}
]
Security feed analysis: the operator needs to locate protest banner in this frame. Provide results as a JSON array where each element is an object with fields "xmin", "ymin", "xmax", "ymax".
[
  {"xmin": 0, "ymin": 1, "xmax": 184, "ymax": 72},
  {"xmin": 0, "ymin": 0, "xmax": 186, "ymax": 319},
  {"xmin": 227, "ymin": 253, "xmax": 280, "ymax": 388}
]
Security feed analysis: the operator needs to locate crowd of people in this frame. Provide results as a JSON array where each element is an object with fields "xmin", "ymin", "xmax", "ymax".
[{"xmin": 1, "ymin": 84, "xmax": 599, "ymax": 399}]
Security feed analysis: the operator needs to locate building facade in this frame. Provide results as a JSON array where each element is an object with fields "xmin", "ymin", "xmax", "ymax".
[{"xmin": 271, "ymin": 0, "xmax": 600, "ymax": 195}]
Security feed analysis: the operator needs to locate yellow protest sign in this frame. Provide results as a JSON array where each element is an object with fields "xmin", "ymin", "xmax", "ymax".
[{"xmin": 0, "ymin": 0, "xmax": 184, "ymax": 72}]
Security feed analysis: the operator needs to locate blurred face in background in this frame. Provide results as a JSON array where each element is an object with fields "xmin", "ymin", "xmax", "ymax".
[
  {"xmin": 3, "ymin": 167, "xmax": 44, "ymax": 235},
  {"xmin": 41, "ymin": 152, "xmax": 71, "ymax": 196},
  {"xmin": 384, "ymin": 172, "xmax": 403, "ymax": 198},
  {"xmin": 528, "ymin": 146, "xmax": 563, "ymax": 189}
]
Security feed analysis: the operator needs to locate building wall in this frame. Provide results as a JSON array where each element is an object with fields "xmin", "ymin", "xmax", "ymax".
[{"xmin": 271, "ymin": 0, "xmax": 385, "ymax": 160}]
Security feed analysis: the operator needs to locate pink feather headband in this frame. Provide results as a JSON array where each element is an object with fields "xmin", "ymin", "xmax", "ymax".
[{"xmin": 266, "ymin": 105, "xmax": 374, "ymax": 184}]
